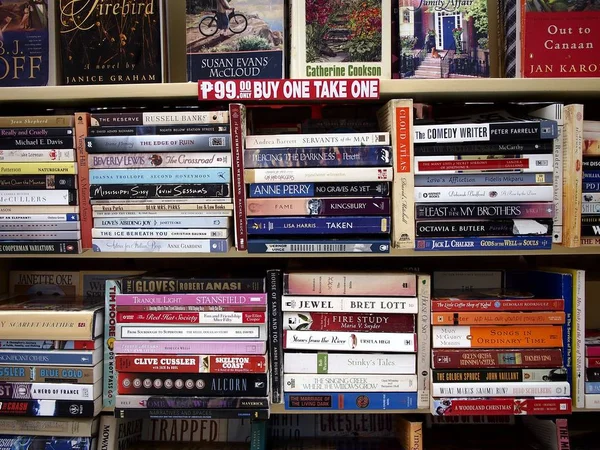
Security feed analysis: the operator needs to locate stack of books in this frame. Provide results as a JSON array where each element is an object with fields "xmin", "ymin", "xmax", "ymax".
[
  {"xmin": 584, "ymin": 330, "xmax": 600, "ymax": 408},
  {"xmin": 582, "ymin": 121, "xmax": 600, "ymax": 246},
  {"xmin": 279, "ymin": 271, "xmax": 420, "ymax": 411},
  {"xmin": 82, "ymin": 109, "xmax": 233, "ymax": 253},
  {"xmin": 0, "ymin": 294, "xmax": 103, "ymax": 447},
  {"xmin": 243, "ymin": 132, "xmax": 394, "ymax": 254},
  {"xmin": 412, "ymin": 109, "xmax": 557, "ymax": 252},
  {"xmin": 107, "ymin": 273, "xmax": 270, "ymax": 420},
  {"xmin": 0, "ymin": 115, "xmax": 80, "ymax": 255}
]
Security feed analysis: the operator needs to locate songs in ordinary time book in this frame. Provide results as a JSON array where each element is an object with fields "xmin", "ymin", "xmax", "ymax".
[{"xmin": 58, "ymin": 0, "xmax": 166, "ymax": 85}]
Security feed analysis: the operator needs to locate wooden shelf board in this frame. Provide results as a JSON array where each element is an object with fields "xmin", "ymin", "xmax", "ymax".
[{"xmin": 270, "ymin": 404, "xmax": 427, "ymax": 414}]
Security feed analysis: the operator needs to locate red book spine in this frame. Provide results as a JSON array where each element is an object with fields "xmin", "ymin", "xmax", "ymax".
[
  {"xmin": 431, "ymin": 299, "xmax": 564, "ymax": 312},
  {"xmin": 116, "ymin": 311, "xmax": 266, "ymax": 324},
  {"xmin": 229, "ymin": 103, "xmax": 247, "ymax": 250},
  {"xmin": 418, "ymin": 159, "xmax": 529, "ymax": 171},
  {"xmin": 72, "ymin": 340, "xmax": 98, "ymax": 350},
  {"xmin": 116, "ymin": 305, "xmax": 266, "ymax": 313},
  {"xmin": 433, "ymin": 398, "xmax": 572, "ymax": 416},
  {"xmin": 283, "ymin": 312, "xmax": 415, "ymax": 332},
  {"xmin": 431, "ymin": 349, "xmax": 563, "ymax": 369},
  {"xmin": 115, "ymin": 355, "xmax": 268, "ymax": 373},
  {"xmin": 586, "ymin": 346, "xmax": 600, "ymax": 357},
  {"xmin": 75, "ymin": 113, "xmax": 91, "ymax": 249},
  {"xmin": 586, "ymin": 357, "xmax": 600, "ymax": 368}
]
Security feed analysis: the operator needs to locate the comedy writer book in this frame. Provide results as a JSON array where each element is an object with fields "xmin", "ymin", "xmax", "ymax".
[
  {"xmin": 186, "ymin": 0, "xmax": 284, "ymax": 80},
  {"xmin": 290, "ymin": 0, "xmax": 391, "ymax": 78}
]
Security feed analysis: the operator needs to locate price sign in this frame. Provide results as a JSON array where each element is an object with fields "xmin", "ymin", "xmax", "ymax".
[{"xmin": 198, "ymin": 79, "xmax": 380, "ymax": 101}]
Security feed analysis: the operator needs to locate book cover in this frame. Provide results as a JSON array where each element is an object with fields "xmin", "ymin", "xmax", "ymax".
[
  {"xmin": 398, "ymin": 0, "xmax": 490, "ymax": 79},
  {"xmin": 58, "ymin": 0, "xmax": 165, "ymax": 85},
  {"xmin": 0, "ymin": 0, "xmax": 54, "ymax": 86},
  {"xmin": 290, "ymin": 0, "xmax": 391, "ymax": 78},
  {"xmin": 186, "ymin": 0, "xmax": 284, "ymax": 80}
]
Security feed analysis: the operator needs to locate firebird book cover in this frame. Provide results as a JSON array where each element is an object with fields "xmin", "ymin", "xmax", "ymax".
[
  {"xmin": 186, "ymin": 0, "xmax": 284, "ymax": 80},
  {"xmin": 58, "ymin": 0, "xmax": 166, "ymax": 85},
  {"xmin": 522, "ymin": 0, "xmax": 600, "ymax": 78}
]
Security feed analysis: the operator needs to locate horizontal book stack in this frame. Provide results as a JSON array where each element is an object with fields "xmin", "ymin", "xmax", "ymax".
[
  {"xmin": 84, "ymin": 110, "xmax": 233, "ymax": 253},
  {"xmin": 584, "ymin": 330, "xmax": 600, "ymax": 408},
  {"xmin": 0, "ymin": 294, "xmax": 103, "ymax": 448},
  {"xmin": 243, "ymin": 132, "xmax": 393, "ymax": 254},
  {"xmin": 582, "ymin": 120, "xmax": 600, "ymax": 246},
  {"xmin": 280, "ymin": 271, "xmax": 420, "ymax": 411},
  {"xmin": 0, "ymin": 115, "xmax": 80, "ymax": 255},
  {"xmin": 108, "ymin": 273, "xmax": 270, "ymax": 419},
  {"xmin": 413, "ymin": 109, "xmax": 557, "ymax": 252}
]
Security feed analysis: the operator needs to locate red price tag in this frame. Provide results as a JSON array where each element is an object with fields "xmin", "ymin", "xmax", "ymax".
[{"xmin": 198, "ymin": 79, "xmax": 380, "ymax": 101}]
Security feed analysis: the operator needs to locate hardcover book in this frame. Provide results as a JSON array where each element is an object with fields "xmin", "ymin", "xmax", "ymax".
[
  {"xmin": 398, "ymin": 0, "xmax": 490, "ymax": 79},
  {"xmin": 186, "ymin": 0, "xmax": 284, "ymax": 80},
  {"xmin": 58, "ymin": 0, "xmax": 166, "ymax": 85}
]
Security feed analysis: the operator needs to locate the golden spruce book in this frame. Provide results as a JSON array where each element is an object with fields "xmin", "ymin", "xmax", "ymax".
[{"xmin": 0, "ymin": 296, "xmax": 103, "ymax": 341}]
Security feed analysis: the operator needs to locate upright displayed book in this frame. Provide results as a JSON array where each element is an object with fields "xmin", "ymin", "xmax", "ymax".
[
  {"xmin": 186, "ymin": 0, "xmax": 285, "ymax": 80},
  {"xmin": 57, "ymin": 0, "xmax": 166, "ymax": 85},
  {"xmin": 289, "ymin": 0, "xmax": 391, "ymax": 79}
]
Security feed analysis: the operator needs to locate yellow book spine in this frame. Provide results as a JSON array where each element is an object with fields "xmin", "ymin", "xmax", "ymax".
[
  {"xmin": 0, "ymin": 163, "xmax": 77, "ymax": 175},
  {"xmin": 0, "ymin": 311, "xmax": 95, "ymax": 340}
]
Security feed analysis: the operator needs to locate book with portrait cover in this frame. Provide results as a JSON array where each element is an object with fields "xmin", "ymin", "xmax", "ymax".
[
  {"xmin": 58, "ymin": 0, "xmax": 166, "ymax": 85},
  {"xmin": 186, "ymin": 0, "xmax": 284, "ymax": 80}
]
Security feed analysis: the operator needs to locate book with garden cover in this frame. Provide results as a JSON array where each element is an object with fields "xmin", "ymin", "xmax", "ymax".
[
  {"xmin": 186, "ymin": 0, "xmax": 285, "ymax": 80},
  {"xmin": 398, "ymin": 0, "xmax": 490, "ymax": 79},
  {"xmin": 290, "ymin": 0, "xmax": 391, "ymax": 79}
]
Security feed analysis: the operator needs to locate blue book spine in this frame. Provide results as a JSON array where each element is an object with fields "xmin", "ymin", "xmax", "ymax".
[
  {"xmin": 0, "ymin": 351, "xmax": 95, "ymax": 365},
  {"xmin": 585, "ymin": 382, "xmax": 600, "ymax": 394},
  {"xmin": 284, "ymin": 392, "xmax": 418, "ymax": 410},
  {"xmin": 0, "ymin": 436, "xmax": 93, "ymax": 450},
  {"xmin": 248, "ymin": 182, "xmax": 390, "ymax": 198},
  {"xmin": 415, "ymin": 236, "xmax": 552, "ymax": 251},
  {"xmin": 247, "ymin": 216, "xmax": 390, "ymax": 235},
  {"xmin": 243, "ymin": 146, "xmax": 392, "ymax": 168},
  {"xmin": 583, "ymin": 182, "xmax": 600, "ymax": 192},
  {"xmin": 414, "ymin": 173, "xmax": 553, "ymax": 186},
  {"xmin": 583, "ymin": 170, "xmax": 600, "ymax": 180},
  {"xmin": 88, "ymin": 168, "xmax": 231, "ymax": 185},
  {"xmin": 247, "ymin": 239, "xmax": 391, "ymax": 254}
]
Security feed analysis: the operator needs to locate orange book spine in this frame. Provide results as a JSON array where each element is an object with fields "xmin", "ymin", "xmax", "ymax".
[
  {"xmin": 432, "ymin": 312, "xmax": 566, "ymax": 326},
  {"xmin": 432, "ymin": 325, "xmax": 563, "ymax": 348},
  {"xmin": 75, "ymin": 113, "xmax": 91, "ymax": 250}
]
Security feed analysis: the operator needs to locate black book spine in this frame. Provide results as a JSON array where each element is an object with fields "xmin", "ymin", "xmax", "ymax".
[
  {"xmin": 0, "ymin": 175, "xmax": 76, "ymax": 190},
  {"xmin": 583, "ymin": 156, "xmax": 600, "ymax": 170},
  {"xmin": 89, "ymin": 183, "xmax": 231, "ymax": 200},
  {"xmin": 0, "ymin": 137, "xmax": 74, "ymax": 150},
  {"xmin": 586, "ymin": 368, "xmax": 600, "ymax": 381},
  {"xmin": 267, "ymin": 269, "xmax": 283, "ymax": 404},
  {"xmin": 0, "ymin": 241, "xmax": 80, "ymax": 254},
  {"xmin": 88, "ymin": 125, "xmax": 230, "ymax": 136},
  {"xmin": 146, "ymin": 396, "xmax": 269, "ymax": 409},
  {"xmin": 115, "ymin": 408, "xmax": 269, "ymax": 420},
  {"xmin": 0, "ymin": 400, "xmax": 97, "ymax": 417},
  {"xmin": 414, "ymin": 141, "xmax": 553, "ymax": 156},
  {"xmin": 120, "ymin": 277, "xmax": 266, "ymax": 294},
  {"xmin": 0, "ymin": 128, "xmax": 74, "ymax": 137}
]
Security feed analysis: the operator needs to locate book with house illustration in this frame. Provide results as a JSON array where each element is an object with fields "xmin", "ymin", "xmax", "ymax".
[
  {"xmin": 186, "ymin": 0, "xmax": 285, "ymax": 80},
  {"xmin": 290, "ymin": 0, "xmax": 391, "ymax": 79},
  {"xmin": 398, "ymin": 0, "xmax": 490, "ymax": 79}
]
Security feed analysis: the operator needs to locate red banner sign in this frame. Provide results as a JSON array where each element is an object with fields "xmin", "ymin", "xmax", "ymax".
[{"xmin": 198, "ymin": 78, "xmax": 380, "ymax": 101}]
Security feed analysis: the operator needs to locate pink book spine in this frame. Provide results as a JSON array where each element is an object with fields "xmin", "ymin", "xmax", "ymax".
[
  {"xmin": 284, "ymin": 272, "xmax": 416, "ymax": 296},
  {"xmin": 115, "ymin": 293, "xmax": 267, "ymax": 306},
  {"xmin": 114, "ymin": 340, "xmax": 267, "ymax": 355}
]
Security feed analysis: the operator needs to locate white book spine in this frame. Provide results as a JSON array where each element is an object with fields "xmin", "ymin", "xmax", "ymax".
[
  {"xmin": 92, "ymin": 228, "xmax": 229, "ymax": 239},
  {"xmin": 583, "ymin": 193, "xmax": 600, "ymax": 202},
  {"xmin": 92, "ymin": 204, "xmax": 234, "ymax": 212},
  {"xmin": 417, "ymin": 274, "xmax": 431, "ymax": 409},
  {"xmin": 414, "ymin": 185, "xmax": 553, "ymax": 203},
  {"xmin": 140, "ymin": 111, "xmax": 229, "ymax": 126},
  {"xmin": 554, "ymin": 122, "xmax": 564, "ymax": 243},
  {"xmin": 116, "ymin": 324, "xmax": 267, "ymax": 340},
  {"xmin": 283, "ymin": 330, "xmax": 416, "ymax": 353},
  {"xmin": 282, "ymin": 352, "xmax": 416, "ymax": 374},
  {"xmin": 414, "ymin": 154, "xmax": 553, "ymax": 174},
  {"xmin": 14, "ymin": 381, "xmax": 98, "ymax": 400},
  {"xmin": 93, "ymin": 217, "xmax": 231, "ymax": 229},
  {"xmin": 91, "ymin": 238, "xmax": 231, "ymax": 253},
  {"xmin": 0, "ymin": 215, "xmax": 77, "ymax": 222},
  {"xmin": 93, "ymin": 210, "xmax": 233, "ymax": 218},
  {"xmin": 283, "ymin": 374, "xmax": 417, "ymax": 392},
  {"xmin": 0, "ymin": 230, "xmax": 80, "ymax": 240},
  {"xmin": 244, "ymin": 167, "xmax": 393, "ymax": 183},
  {"xmin": 0, "ymin": 149, "xmax": 75, "ymax": 162},
  {"xmin": 575, "ymin": 269, "xmax": 586, "ymax": 409},
  {"xmin": 585, "ymin": 394, "xmax": 600, "ymax": 409},
  {"xmin": 0, "ymin": 190, "xmax": 74, "ymax": 206},
  {"xmin": 432, "ymin": 382, "xmax": 570, "ymax": 398},
  {"xmin": 281, "ymin": 296, "xmax": 418, "ymax": 314},
  {"xmin": 245, "ymin": 133, "xmax": 390, "ymax": 149},
  {"xmin": 414, "ymin": 124, "xmax": 492, "ymax": 143}
]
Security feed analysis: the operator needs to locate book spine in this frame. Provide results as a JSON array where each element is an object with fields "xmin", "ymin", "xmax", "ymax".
[
  {"xmin": 432, "ymin": 381, "xmax": 570, "ymax": 397},
  {"xmin": 244, "ymin": 167, "xmax": 393, "ymax": 183},
  {"xmin": 431, "ymin": 349, "xmax": 564, "ymax": 369},
  {"xmin": 243, "ymin": 146, "xmax": 392, "ymax": 168},
  {"xmin": 0, "ymin": 241, "xmax": 80, "ymax": 254},
  {"xmin": 0, "ymin": 149, "xmax": 75, "ymax": 162},
  {"xmin": 414, "ymin": 173, "xmax": 552, "ymax": 186},
  {"xmin": 283, "ymin": 374, "xmax": 417, "ymax": 392},
  {"xmin": 89, "ymin": 183, "xmax": 230, "ymax": 199},
  {"xmin": 0, "ymin": 205, "xmax": 78, "ymax": 214},
  {"xmin": 229, "ymin": 103, "xmax": 247, "ymax": 251},
  {"xmin": 85, "ymin": 135, "xmax": 230, "ymax": 153},
  {"xmin": 583, "ymin": 193, "xmax": 600, "ymax": 202},
  {"xmin": 0, "ymin": 437, "xmax": 93, "ymax": 449},
  {"xmin": 248, "ymin": 182, "xmax": 391, "ymax": 198},
  {"xmin": 116, "ymin": 311, "xmax": 265, "ymax": 324},
  {"xmin": 0, "ymin": 365, "xmax": 98, "ymax": 383},
  {"xmin": 93, "ymin": 217, "xmax": 230, "ymax": 228},
  {"xmin": 119, "ymin": 277, "xmax": 265, "ymax": 294},
  {"xmin": 415, "ymin": 202, "xmax": 555, "ymax": 219},
  {"xmin": 245, "ymin": 133, "xmax": 390, "ymax": 149},
  {"xmin": 0, "ymin": 174, "xmax": 76, "ymax": 190},
  {"xmin": 0, "ymin": 340, "xmax": 96, "ymax": 350},
  {"xmin": 432, "ymin": 312, "xmax": 565, "ymax": 325},
  {"xmin": 583, "ymin": 182, "xmax": 600, "ymax": 191},
  {"xmin": 283, "ymin": 272, "xmax": 417, "ymax": 296},
  {"xmin": 0, "ymin": 230, "xmax": 80, "ymax": 241},
  {"xmin": 0, "ymin": 417, "xmax": 93, "ymax": 437},
  {"xmin": 0, "ymin": 116, "xmax": 74, "ymax": 128},
  {"xmin": 247, "ymin": 239, "xmax": 391, "ymax": 253},
  {"xmin": 0, "ymin": 399, "xmax": 99, "ymax": 417},
  {"xmin": 414, "ymin": 141, "xmax": 554, "ymax": 156},
  {"xmin": 415, "ymin": 236, "xmax": 552, "ymax": 251},
  {"xmin": 116, "ymin": 396, "xmax": 269, "ymax": 409},
  {"xmin": 0, "ymin": 223, "xmax": 80, "ymax": 231},
  {"xmin": 246, "ymin": 198, "xmax": 390, "ymax": 216},
  {"xmin": 414, "ymin": 154, "xmax": 553, "ymax": 174},
  {"xmin": 281, "ymin": 296, "xmax": 419, "ymax": 314},
  {"xmin": 432, "ymin": 368, "xmax": 568, "ymax": 383},
  {"xmin": 586, "ymin": 368, "xmax": 600, "ymax": 381},
  {"xmin": 92, "ymin": 228, "xmax": 229, "ymax": 239},
  {"xmin": 416, "ymin": 219, "xmax": 553, "ymax": 237},
  {"xmin": 75, "ymin": 113, "xmax": 91, "ymax": 250},
  {"xmin": 92, "ymin": 238, "xmax": 230, "ymax": 253},
  {"xmin": 114, "ymin": 341, "xmax": 267, "ymax": 355},
  {"xmin": 89, "ymin": 153, "xmax": 231, "ymax": 169},
  {"xmin": 89, "ymin": 111, "xmax": 229, "ymax": 127},
  {"xmin": 115, "ymin": 293, "xmax": 266, "ymax": 306},
  {"xmin": 0, "ymin": 162, "xmax": 76, "ymax": 175},
  {"xmin": 417, "ymin": 273, "xmax": 431, "ymax": 410},
  {"xmin": 284, "ymin": 392, "xmax": 417, "ymax": 410},
  {"xmin": 562, "ymin": 104, "xmax": 584, "ymax": 247},
  {"xmin": 88, "ymin": 124, "xmax": 230, "ymax": 136},
  {"xmin": 115, "ymin": 355, "xmax": 268, "ymax": 373},
  {"xmin": 283, "ymin": 353, "xmax": 416, "ymax": 374},
  {"xmin": 0, "ymin": 350, "xmax": 97, "ymax": 365},
  {"xmin": 283, "ymin": 330, "xmax": 416, "ymax": 352},
  {"xmin": 551, "ymin": 120, "xmax": 564, "ymax": 243},
  {"xmin": 432, "ymin": 325, "xmax": 563, "ymax": 348},
  {"xmin": 575, "ymin": 269, "xmax": 586, "ymax": 409},
  {"xmin": 586, "ymin": 394, "xmax": 600, "ymax": 408},
  {"xmin": 116, "ymin": 305, "xmax": 266, "ymax": 312},
  {"xmin": 116, "ymin": 324, "xmax": 268, "ymax": 340},
  {"xmin": 93, "ymin": 208, "xmax": 232, "ymax": 216},
  {"xmin": 0, "ymin": 190, "xmax": 77, "ymax": 206},
  {"xmin": 413, "ymin": 122, "xmax": 556, "ymax": 144},
  {"xmin": 88, "ymin": 168, "xmax": 231, "ymax": 185},
  {"xmin": 0, "ymin": 381, "xmax": 97, "ymax": 400},
  {"xmin": 267, "ymin": 269, "xmax": 283, "ymax": 405},
  {"xmin": 93, "ymin": 203, "xmax": 233, "ymax": 212},
  {"xmin": 587, "ymin": 358, "xmax": 600, "ymax": 368},
  {"xmin": 414, "ymin": 186, "xmax": 553, "ymax": 203},
  {"xmin": 117, "ymin": 373, "xmax": 269, "ymax": 396},
  {"xmin": 104, "ymin": 280, "xmax": 118, "ymax": 408},
  {"xmin": 282, "ymin": 312, "xmax": 415, "ymax": 332},
  {"xmin": 431, "ymin": 398, "xmax": 571, "ymax": 416},
  {"xmin": 0, "ymin": 137, "xmax": 74, "ymax": 150},
  {"xmin": 587, "ymin": 347, "xmax": 600, "ymax": 357},
  {"xmin": 91, "ymin": 198, "xmax": 233, "ymax": 205},
  {"xmin": 247, "ymin": 216, "xmax": 390, "ymax": 235},
  {"xmin": 115, "ymin": 408, "xmax": 268, "ymax": 420}
]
